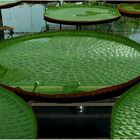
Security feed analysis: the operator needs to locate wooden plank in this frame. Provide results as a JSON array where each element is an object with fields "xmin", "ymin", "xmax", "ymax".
[
  {"xmin": 30, "ymin": 102, "xmax": 115, "ymax": 106},
  {"xmin": 29, "ymin": 97, "xmax": 117, "ymax": 106}
]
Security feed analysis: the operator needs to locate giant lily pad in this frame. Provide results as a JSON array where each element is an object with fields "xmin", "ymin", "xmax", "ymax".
[
  {"xmin": 0, "ymin": 86, "xmax": 37, "ymax": 138},
  {"xmin": 20, "ymin": 0, "xmax": 57, "ymax": 3},
  {"xmin": 0, "ymin": 0, "xmax": 21, "ymax": 9},
  {"xmin": 111, "ymin": 82, "xmax": 140, "ymax": 139},
  {"xmin": 0, "ymin": 31, "xmax": 140, "ymax": 102},
  {"xmin": 118, "ymin": 4, "xmax": 140, "ymax": 15},
  {"xmin": 44, "ymin": 4, "xmax": 121, "ymax": 25}
]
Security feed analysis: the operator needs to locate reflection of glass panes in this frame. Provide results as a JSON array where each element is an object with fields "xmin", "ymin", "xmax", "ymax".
[
  {"xmin": 84, "ymin": 16, "xmax": 140, "ymax": 33},
  {"xmin": 2, "ymin": 3, "xmax": 46, "ymax": 32},
  {"xmin": 113, "ymin": 17, "xmax": 140, "ymax": 32},
  {"xmin": 83, "ymin": 16, "xmax": 140, "ymax": 44},
  {"xmin": 129, "ymin": 33, "xmax": 140, "ymax": 44},
  {"xmin": 112, "ymin": 16, "xmax": 140, "ymax": 43}
]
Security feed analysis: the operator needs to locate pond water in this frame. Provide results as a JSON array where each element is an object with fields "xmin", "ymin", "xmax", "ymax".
[
  {"xmin": 2, "ymin": 3, "xmax": 46, "ymax": 32},
  {"xmin": 1, "ymin": 3, "xmax": 140, "ymax": 43}
]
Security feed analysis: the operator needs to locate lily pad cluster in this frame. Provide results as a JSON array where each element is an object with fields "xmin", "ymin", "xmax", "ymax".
[{"xmin": 0, "ymin": 1, "xmax": 140, "ymax": 139}]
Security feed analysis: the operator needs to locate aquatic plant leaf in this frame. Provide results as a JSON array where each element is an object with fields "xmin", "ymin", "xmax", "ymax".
[
  {"xmin": 111, "ymin": 83, "xmax": 140, "ymax": 139},
  {"xmin": 118, "ymin": 4, "xmax": 140, "ymax": 15},
  {"xmin": 0, "ymin": 0, "xmax": 20, "ymax": 8},
  {"xmin": 0, "ymin": 86, "xmax": 37, "ymax": 139},
  {"xmin": 0, "ymin": 31, "xmax": 140, "ymax": 95},
  {"xmin": 44, "ymin": 4, "xmax": 120, "ymax": 24}
]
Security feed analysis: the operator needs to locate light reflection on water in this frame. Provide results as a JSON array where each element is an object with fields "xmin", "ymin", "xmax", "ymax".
[
  {"xmin": 1, "ymin": 3, "xmax": 140, "ymax": 44},
  {"xmin": 2, "ymin": 3, "xmax": 46, "ymax": 32},
  {"xmin": 129, "ymin": 33, "xmax": 140, "ymax": 44}
]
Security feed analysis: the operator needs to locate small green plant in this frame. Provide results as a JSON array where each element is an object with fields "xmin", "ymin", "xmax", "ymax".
[{"xmin": 32, "ymin": 81, "xmax": 40, "ymax": 93}]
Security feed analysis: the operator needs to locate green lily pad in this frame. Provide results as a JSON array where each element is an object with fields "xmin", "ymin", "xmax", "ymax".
[
  {"xmin": 0, "ymin": 86, "xmax": 37, "ymax": 138},
  {"xmin": 118, "ymin": 4, "xmax": 140, "ymax": 15},
  {"xmin": 0, "ymin": 30, "xmax": 140, "ymax": 95},
  {"xmin": 111, "ymin": 82, "xmax": 140, "ymax": 139},
  {"xmin": 44, "ymin": 4, "xmax": 121, "ymax": 25},
  {"xmin": 0, "ymin": 0, "xmax": 20, "ymax": 8}
]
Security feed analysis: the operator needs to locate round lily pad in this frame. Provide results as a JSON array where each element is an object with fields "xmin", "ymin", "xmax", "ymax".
[
  {"xmin": 0, "ymin": 86, "xmax": 37, "ymax": 138},
  {"xmin": 111, "ymin": 82, "xmax": 140, "ymax": 139},
  {"xmin": 44, "ymin": 4, "xmax": 121, "ymax": 25},
  {"xmin": 118, "ymin": 4, "xmax": 140, "ymax": 15},
  {"xmin": 20, "ymin": 0, "xmax": 55, "ymax": 3},
  {"xmin": 0, "ymin": 0, "xmax": 21, "ymax": 9},
  {"xmin": 0, "ymin": 31, "xmax": 140, "ymax": 101}
]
